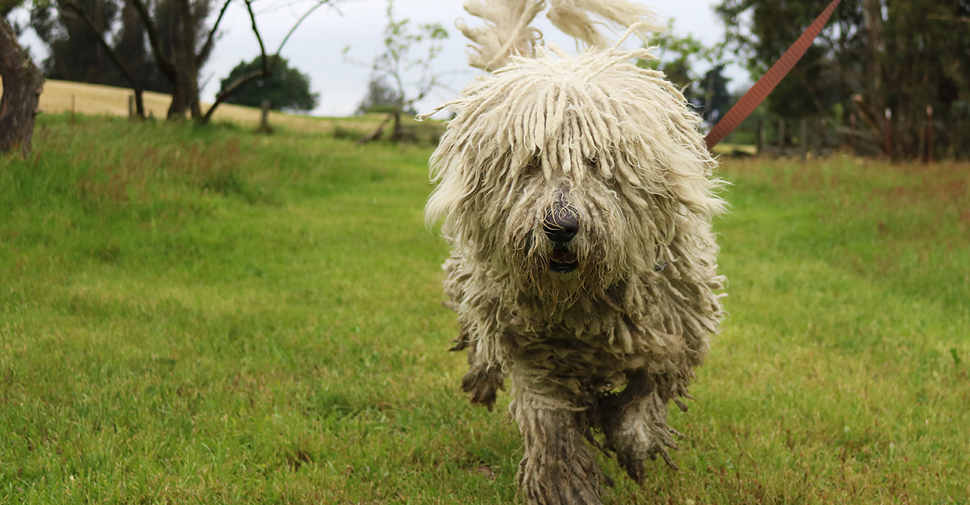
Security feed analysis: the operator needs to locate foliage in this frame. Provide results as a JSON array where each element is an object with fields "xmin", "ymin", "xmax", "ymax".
[
  {"xmin": 715, "ymin": 0, "xmax": 970, "ymax": 159},
  {"xmin": 0, "ymin": 0, "xmax": 27, "ymax": 18},
  {"xmin": 348, "ymin": 0, "xmax": 448, "ymax": 141},
  {"xmin": 355, "ymin": 76, "xmax": 406, "ymax": 115},
  {"xmin": 218, "ymin": 57, "xmax": 319, "ymax": 113},
  {"xmin": 368, "ymin": 0, "xmax": 448, "ymax": 111},
  {"xmin": 638, "ymin": 22, "xmax": 732, "ymax": 121},
  {"xmin": 1, "ymin": 114, "xmax": 968, "ymax": 502},
  {"xmin": 30, "ymin": 0, "xmax": 323, "ymax": 121},
  {"xmin": 27, "ymin": 0, "xmax": 207, "ymax": 94}
]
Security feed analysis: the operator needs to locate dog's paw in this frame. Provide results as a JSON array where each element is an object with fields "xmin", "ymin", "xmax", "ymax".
[
  {"xmin": 518, "ymin": 452, "xmax": 607, "ymax": 505},
  {"xmin": 610, "ymin": 422, "xmax": 677, "ymax": 483},
  {"xmin": 460, "ymin": 365, "xmax": 504, "ymax": 411},
  {"xmin": 604, "ymin": 391, "xmax": 680, "ymax": 483}
]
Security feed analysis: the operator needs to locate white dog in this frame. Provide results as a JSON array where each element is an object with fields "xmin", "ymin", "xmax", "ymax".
[{"xmin": 422, "ymin": 2, "xmax": 726, "ymax": 502}]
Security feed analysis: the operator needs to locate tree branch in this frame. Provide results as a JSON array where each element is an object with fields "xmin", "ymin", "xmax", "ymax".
[
  {"xmin": 200, "ymin": 0, "xmax": 274, "ymax": 123},
  {"xmin": 243, "ymin": 0, "xmax": 270, "ymax": 73},
  {"xmin": 61, "ymin": 0, "xmax": 145, "ymax": 116},
  {"xmin": 928, "ymin": 15, "xmax": 970, "ymax": 23},
  {"xmin": 197, "ymin": 0, "xmax": 233, "ymax": 66},
  {"xmin": 201, "ymin": 68, "xmax": 266, "ymax": 123},
  {"xmin": 273, "ymin": 0, "xmax": 330, "ymax": 55},
  {"xmin": 128, "ymin": 0, "xmax": 177, "ymax": 80},
  {"xmin": 200, "ymin": 0, "xmax": 331, "ymax": 123}
]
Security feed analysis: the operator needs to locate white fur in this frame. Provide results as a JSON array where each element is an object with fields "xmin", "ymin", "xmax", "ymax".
[{"xmin": 423, "ymin": 3, "xmax": 726, "ymax": 503}]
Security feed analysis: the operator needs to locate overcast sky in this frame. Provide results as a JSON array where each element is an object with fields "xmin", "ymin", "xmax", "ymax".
[{"xmin": 17, "ymin": 0, "xmax": 746, "ymax": 117}]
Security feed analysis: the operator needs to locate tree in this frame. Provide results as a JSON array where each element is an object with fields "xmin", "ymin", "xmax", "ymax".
[
  {"xmin": 127, "ymin": 0, "xmax": 218, "ymax": 120},
  {"xmin": 218, "ymin": 57, "xmax": 318, "ymax": 113},
  {"xmin": 716, "ymin": 0, "xmax": 970, "ymax": 159},
  {"xmin": 24, "ymin": 0, "xmax": 216, "ymax": 119},
  {"xmin": 638, "ymin": 22, "xmax": 730, "ymax": 121},
  {"xmin": 40, "ymin": 0, "xmax": 161, "ymax": 117},
  {"xmin": 697, "ymin": 65, "xmax": 732, "ymax": 122},
  {"xmin": 640, "ymin": 26, "xmax": 708, "ymax": 99},
  {"xmin": 199, "ymin": 0, "xmax": 333, "ymax": 124},
  {"xmin": 46, "ymin": 0, "xmax": 333, "ymax": 123},
  {"xmin": 351, "ymin": 0, "xmax": 448, "ymax": 142},
  {"xmin": 30, "ymin": 0, "xmax": 171, "ymax": 94},
  {"xmin": 0, "ymin": 13, "xmax": 44, "ymax": 157},
  {"xmin": 355, "ymin": 76, "xmax": 403, "ymax": 115}
]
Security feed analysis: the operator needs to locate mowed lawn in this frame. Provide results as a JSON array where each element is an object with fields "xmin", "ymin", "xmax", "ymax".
[{"xmin": 1, "ymin": 116, "xmax": 967, "ymax": 504}]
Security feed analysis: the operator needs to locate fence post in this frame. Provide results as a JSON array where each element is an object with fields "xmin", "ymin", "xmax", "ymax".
[
  {"xmin": 884, "ymin": 108, "xmax": 893, "ymax": 159},
  {"xmin": 849, "ymin": 114, "xmax": 857, "ymax": 152},
  {"xmin": 816, "ymin": 118, "xmax": 825, "ymax": 157},
  {"xmin": 757, "ymin": 120, "xmax": 765, "ymax": 155},
  {"xmin": 256, "ymin": 99, "xmax": 272, "ymax": 134},
  {"xmin": 926, "ymin": 105, "xmax": 934, "ymax": 163},
  {"xmin": 800, "ymin": 118, "xmax": 808, "ymax": 160}
]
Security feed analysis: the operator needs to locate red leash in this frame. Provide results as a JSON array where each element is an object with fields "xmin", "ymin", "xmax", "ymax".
[{"xmin": 704, "ymin": 0, "xmax": 843, "ymax": 151}]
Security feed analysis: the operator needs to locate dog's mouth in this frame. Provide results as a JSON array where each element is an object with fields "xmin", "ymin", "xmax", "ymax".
[{"xmin": 549, "ymin": 248, "xmax": 579, "ymax": 274}]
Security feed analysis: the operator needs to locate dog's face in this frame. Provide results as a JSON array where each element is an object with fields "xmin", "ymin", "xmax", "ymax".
[
  {"xmin": 427, "ymin": 49, "xmax": 724, "ymax": 302},
  {"xmin": 480, "ymin": 146, "xmax": 677, "ymax": 296}
]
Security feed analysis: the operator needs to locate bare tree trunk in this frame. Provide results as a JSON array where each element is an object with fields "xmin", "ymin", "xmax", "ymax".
[
  {"xmin": 389, "ymin": 108, "xmax": 418, "ymax": 143},
  {"xmin": 390, "ymin": 108, "xmax": 402, "ymax": 140},
  {"xmin": 168, "ymin": 72, "xmax": 202, "ymax": 120},
  {"xmin": 0, "ymin": 16, "xmax": 45, "ymax": 157},
  {"xmin": 167, "ymin": 0, "xmax": 202, "ymax": 120},
  {"xmin": 256, "ymin": 99, "xmax": 272, "ymax": 133},
  {"xmin": 358, "ymin": 113, "xmax": 393, "ymax": 145}
]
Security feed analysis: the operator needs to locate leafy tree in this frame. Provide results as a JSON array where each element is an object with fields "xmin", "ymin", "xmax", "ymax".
[
  {"xmin": 716, "ymin": 0, "xmax": 863, "ymax": 121},
  {"xmin": 696, "ymin": 65, "xmax": 732, "ymax": 122},
  {"xmin": 349, "ymin": 0, "xmax": 448, "ymax": 142},
  {"xmin": 219, "ymin": 57, "xmax": 318, "ymax": 112},
  {"xmin": 715, "ymin": 0, "xmax": 970, "ymax": 158},
  {"xmin": 126, "ymin": 0, "xmax": 219, "ymax": 120},
  {"xmin": 30, "ymin": 0, "xmax": 170, "ymax": 95},
  {"xmin": 638, "ymin": 22, "xmax": 730, "ymax": 121},
  {"xmin": 355, "ymin": 76, "xmax": 405, "ymax": 115},
  {"xmin": 36, "ymin": 0, "xmax": 334, "ymax": 123}
]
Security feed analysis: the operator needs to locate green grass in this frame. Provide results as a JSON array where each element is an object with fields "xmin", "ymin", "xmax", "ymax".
[{"xmin": 1, "ymin": 116, "xmax": 968, "ymax": 504}]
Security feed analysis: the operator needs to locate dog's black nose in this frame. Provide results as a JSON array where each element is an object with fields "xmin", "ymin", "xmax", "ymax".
[{"xmin": 543, "ymin": 208, "xmax": 579, "ymax": 244}]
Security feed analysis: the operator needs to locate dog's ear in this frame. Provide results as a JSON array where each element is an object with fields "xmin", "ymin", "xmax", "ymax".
[
  {"xmin": 458, "ymin": 0, "xmax": 661, "ymax": 72},
  {"xmin": 459, "ymin": 0, "xmax": 546, "ymax": 71},
  {"xmin": 546, "ymin": 0, "xmax": 660, "ymax": 49}
]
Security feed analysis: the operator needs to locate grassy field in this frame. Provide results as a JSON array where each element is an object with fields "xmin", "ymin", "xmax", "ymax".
[{"xmin": 1, "ymin": 115, "xmax": 968, "ymax": 504}]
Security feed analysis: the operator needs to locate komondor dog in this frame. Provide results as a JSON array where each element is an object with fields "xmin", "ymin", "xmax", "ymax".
[{"xmin": 421, "ymin": 1, "xmax": 726, "ymax": 503}]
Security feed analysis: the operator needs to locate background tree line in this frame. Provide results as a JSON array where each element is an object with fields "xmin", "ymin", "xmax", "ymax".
[
  {"xmin": 4, "ymin": 0, "xmax": 970, "ymax": 158},
  {"xmin": 716, "ymin": 0, "xmax": 970, "ymax": 159},
  {"xmin": 4, "ymin": 0, "xmax": 322, "ymax": 122}
]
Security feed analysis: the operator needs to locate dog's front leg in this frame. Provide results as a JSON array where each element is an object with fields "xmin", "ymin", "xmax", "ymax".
[
  {"xmin": 457, "ymin": 331, "xmax": 505, "ymax": 411},
  {"xmin": 513, "ymin": 388, "xmax": 607, "ymax": 505},
  {"xmin": 600, "ymin": 371, "xmax": 680, "ymax": 484}
]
